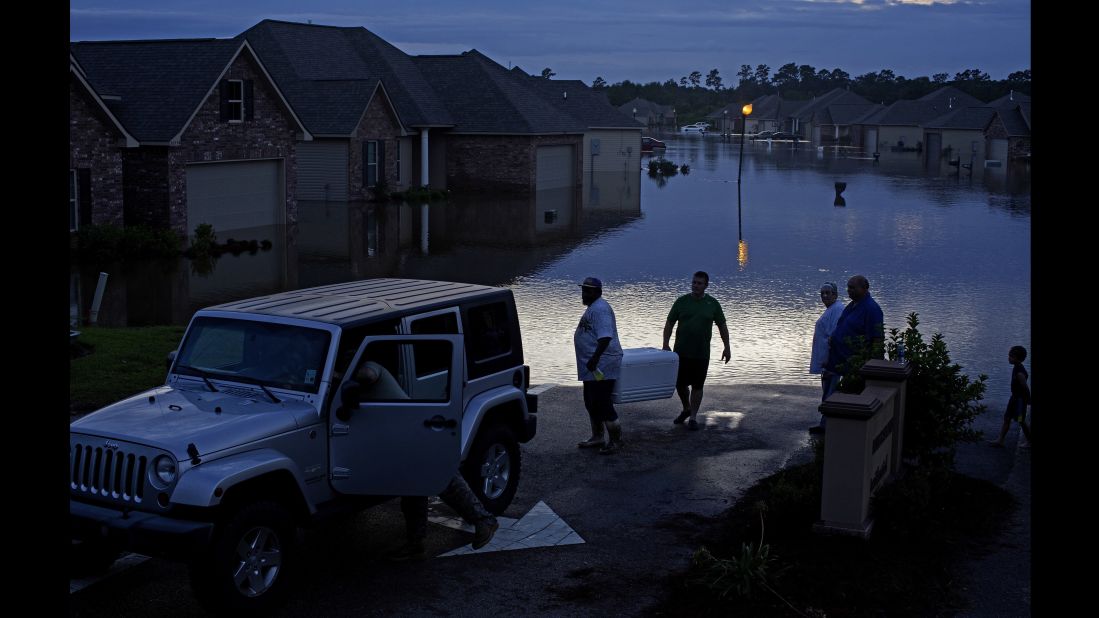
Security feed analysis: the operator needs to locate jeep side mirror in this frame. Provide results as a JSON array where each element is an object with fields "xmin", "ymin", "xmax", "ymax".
[
  {"xmin": 166, "ymin": 350, "xmax": 178, "ymax": 372},
  {"xmin": 336, "ymin": 381, "xmax": 360, "ymax": 422}
]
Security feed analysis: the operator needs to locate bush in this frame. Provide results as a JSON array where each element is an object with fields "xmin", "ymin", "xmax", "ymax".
[
  {"xmin": 390, "ymin": 186, "xmax": 448, "ymax": 202},
  {"xmin": 72, "ymin": 225, "xmax": 183, "ymax": 262},
  {"xmin": 841, "ymin": 312, "xmax": 986, "ymax": 466},
  {"xmin": 647, "ymin": 159, "xmax": 679, "ymax": 175},
  {"xmin": 887, "ymin": 312, "xmax": 986, "ymax": 464}
]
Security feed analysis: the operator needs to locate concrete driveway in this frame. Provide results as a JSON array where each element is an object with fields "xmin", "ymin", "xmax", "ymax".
[{"xmin": 70, "ymin": 383, "xmax": 822, "ymax": 617}]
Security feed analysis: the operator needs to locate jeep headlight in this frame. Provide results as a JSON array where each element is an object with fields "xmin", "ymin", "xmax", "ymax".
[{"xmin": 151, "ymin": 455, "xmax": 177, "ymax": 486}]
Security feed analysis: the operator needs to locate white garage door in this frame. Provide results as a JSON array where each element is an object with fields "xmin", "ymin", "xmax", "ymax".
[
  {"xmin": 186, "ymin": 160, "xmax": 282, "ymax": 233},
  {"xmin": 536, "ymin": 145, "xmax": 574, "ymax": 191}
]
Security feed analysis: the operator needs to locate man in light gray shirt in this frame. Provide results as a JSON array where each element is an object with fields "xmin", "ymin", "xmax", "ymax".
[{"xmin": 573, "ymin": 277, "xmax": 624, "ymax": 454}]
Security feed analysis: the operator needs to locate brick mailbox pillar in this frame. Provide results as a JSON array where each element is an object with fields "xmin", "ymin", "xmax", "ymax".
[{"xmin": 814, "ymin": 359, "xmax": 912, "ymax": 538}]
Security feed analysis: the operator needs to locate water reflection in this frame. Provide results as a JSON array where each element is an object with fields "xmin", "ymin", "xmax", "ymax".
[{"xmin": 73, "ymin": 134, "xmax": 1028, "ymax": 404}]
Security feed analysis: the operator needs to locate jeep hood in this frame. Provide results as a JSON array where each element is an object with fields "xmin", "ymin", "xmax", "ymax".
[{"xmin": 70, "ymin": 386, "xmax": 318, "ymax": 458}]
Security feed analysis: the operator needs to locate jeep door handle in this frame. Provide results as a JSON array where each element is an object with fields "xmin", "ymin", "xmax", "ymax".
[{"xmin": 424, "ymin": 415, "xmax": 457, "ymax": 429}]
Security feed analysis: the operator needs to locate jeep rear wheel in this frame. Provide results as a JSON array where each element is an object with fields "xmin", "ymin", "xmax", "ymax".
[
  {"xmin": 462, "ymin": 424, "xmax": 520, "ymax": 515},
  {"xmin": 190, "ymin": 501, "xmax": 297, "ymax": 613}
]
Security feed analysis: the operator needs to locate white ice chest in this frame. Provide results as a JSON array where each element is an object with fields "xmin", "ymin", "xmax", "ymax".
[{"xmin": 612, "ymin": 347, "xmax": 680, "ymax": 404}]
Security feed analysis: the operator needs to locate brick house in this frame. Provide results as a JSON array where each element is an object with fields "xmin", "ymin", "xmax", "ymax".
[
  {"xmin": 69, "ymin": 38, "xmax": 311, "ymax": 236},
  {"xmin": 69, "ymin": 55, "xmax": 138, "ymax": 231}
]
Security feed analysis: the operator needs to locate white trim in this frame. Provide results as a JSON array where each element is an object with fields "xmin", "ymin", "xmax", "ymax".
[
  {"xmin": 352, "ymin": 81, "xmax": 404, "ymax": 137},
  {"xmin": 69, "ymin": 57, "xmax": 140, "ymax": 148}
]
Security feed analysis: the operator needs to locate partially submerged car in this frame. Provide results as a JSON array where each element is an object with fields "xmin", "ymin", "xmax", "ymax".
[{"xmin": 641, "ymin": 136, "xmax": 667, "ymax": 152}]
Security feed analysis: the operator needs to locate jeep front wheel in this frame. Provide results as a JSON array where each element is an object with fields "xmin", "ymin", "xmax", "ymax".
[
  {"xmin": 462, "ymin": 423, "xmax": 520, "ymax": 515},
  {"xmin": 190, "ymin": 501, "xmax": 297, "ymax": 613}
]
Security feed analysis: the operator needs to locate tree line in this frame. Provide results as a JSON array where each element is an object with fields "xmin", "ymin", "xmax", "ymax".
[{"xmin": 568, "ymin": 64, "xmax": 1031, "ymax": 124}]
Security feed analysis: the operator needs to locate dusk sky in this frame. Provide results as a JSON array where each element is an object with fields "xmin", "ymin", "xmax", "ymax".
[{"xmin": 69, "ymin": 1, "xmax": 1030, "ymax": 85}]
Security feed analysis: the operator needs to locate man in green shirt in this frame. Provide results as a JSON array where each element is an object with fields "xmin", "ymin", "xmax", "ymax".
[{"xmin": 662, "ymin": 271, "xmax": 731, "ymax": 430}]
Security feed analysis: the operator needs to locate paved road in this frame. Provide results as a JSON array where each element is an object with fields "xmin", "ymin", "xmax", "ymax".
[{"xmin": 70, "ymin": 383, "xmax": 824, "ymax": 617}]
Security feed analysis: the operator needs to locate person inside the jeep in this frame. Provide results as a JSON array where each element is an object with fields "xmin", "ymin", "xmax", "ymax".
[{"xmin": 351, "ymin": 357, "xmax": 500, "ymax": 560}]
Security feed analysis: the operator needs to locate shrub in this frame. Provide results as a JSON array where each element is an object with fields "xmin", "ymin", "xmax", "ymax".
[
  {"xmin": 841, "ymin": 312, "xmax": 986, "ymax": 466},
  {"xmin": 72, "ymin": 225, "xmax": 183, "ymax": 262}
]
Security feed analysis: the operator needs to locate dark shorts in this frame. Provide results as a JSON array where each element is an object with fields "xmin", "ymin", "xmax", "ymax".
[
  {"xmin": 1004, "ymin": 397, "xmax": 1028, "ymax": 422},
  {"xmin": 676, "ymin": 356, "xmax": 709, "ymax": 389},
  {"xmin": 583, "ymin": 379, "xmax": 618, "ymax": 423}
]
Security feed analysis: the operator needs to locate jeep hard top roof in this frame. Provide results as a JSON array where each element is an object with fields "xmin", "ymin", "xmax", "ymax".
[{"xmin": 202, "ymin": 279, "xmax": 510, "ymax": 326}]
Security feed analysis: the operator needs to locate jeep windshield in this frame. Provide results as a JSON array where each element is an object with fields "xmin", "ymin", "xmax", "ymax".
[{"xmin": 173, "ymin": 316, "xmax": 332, "ymax": 394}]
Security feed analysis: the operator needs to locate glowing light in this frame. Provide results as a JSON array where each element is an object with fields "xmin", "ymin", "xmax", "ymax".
[{"xmin": 738, "ymin": 240, "xmax": 749, "ymax": 269}]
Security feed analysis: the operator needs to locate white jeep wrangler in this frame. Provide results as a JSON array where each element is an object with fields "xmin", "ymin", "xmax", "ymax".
[{"xmin": 69, "ymin": 279, "xmax": 537, "ymax": 611}]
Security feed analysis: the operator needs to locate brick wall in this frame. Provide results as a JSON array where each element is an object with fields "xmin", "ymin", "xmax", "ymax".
[
  {"xmin": 69, "ymin": 78, "xmax": 124, "ymax": 227},
  {"xmin": 168, "ymin": 51, "xmax": 301, "ymax": 234},
  {"xmin": 349, "ymin": 92, "xmax": 402, "ymax": 200},
  {"xmin": 445, "ymin": 134, "xmax": 583, "ymax": 194}
]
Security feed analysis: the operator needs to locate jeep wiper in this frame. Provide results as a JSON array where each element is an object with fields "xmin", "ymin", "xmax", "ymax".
[
  {"xmin": 258, "ymin": 383, "xmax": 281, "ymax": 404},
  {"xmin": 176, "ymin": 364, "xmax": 219, "ymax": 392}
]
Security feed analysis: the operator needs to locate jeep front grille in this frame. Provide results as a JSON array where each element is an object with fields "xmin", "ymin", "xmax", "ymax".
[{"xmin": 70, "ymin": 441, "xmax": 148, "ymax": 504}]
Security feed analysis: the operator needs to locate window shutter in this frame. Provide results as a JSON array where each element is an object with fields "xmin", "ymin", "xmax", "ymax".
[
  {"xmin": 362, "ymin": 141, "xmax": 369, "ymax": 187},
  {"xmin": 219, "ymin": 80, "xmax": 229, "ymax": 121},
  {"xmin": 244, "ymin": 80, "xmax": 254, "ymax": 120},
  {"xmin": 378, "ymin": 141, "xmax": 385, "ymax": 184},
  {"xmin": 78, "ymin": 169, "xmax": 93, "ymax": 227}
]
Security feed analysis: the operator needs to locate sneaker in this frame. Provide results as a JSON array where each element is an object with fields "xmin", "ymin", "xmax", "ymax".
[
  {"xmin": 598, "ymin": 441, "xmax": 620, "ymax": 455},
  {"xmin": 687, "ymin": 419, "xmax": 699, "ymax": 431},
  {"xmin": 385, "ymin": 541, "xmax": 426, "ymax": 562},
  {"xmin": 1018, "ymin": 439, "xmax": 1031, "ymax": 449},
  {"xmin": 808, "ymin": 425, "xmax": 825, "ymax": 435},
  {"xmin": 673, "ymin": 410, "xmax": 691, "ymax": 425},
  {"xmin": 472, "ymin": 518, "xmax": 499, "ymax": 550},
  {"xmin": 577, "ymin": 435, "xmax": 605, "ymax": 448}
]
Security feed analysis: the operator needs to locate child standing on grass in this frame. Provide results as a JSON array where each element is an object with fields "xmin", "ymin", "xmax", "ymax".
[{"xmin": 989, "ymin": 345, "xmax": 1031, "ymax": 449}]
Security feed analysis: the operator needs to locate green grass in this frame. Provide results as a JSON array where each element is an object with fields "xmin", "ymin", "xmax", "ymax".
[
  {"xmin": 655, "ymin": 455, "xmax": 1015, "ymax": 617},
  {"xmin": 69, "ymin": 325, "xmax": 187, "ymax": 413}
]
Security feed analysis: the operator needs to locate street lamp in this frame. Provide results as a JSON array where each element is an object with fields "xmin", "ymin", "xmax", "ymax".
[
  {"xmin": 723, "ymin": 109, "xmax": 728, "ymax": 139},
  {"xmin": 737, "ymin": 103, "xmax": 753, "ymax": 241}
]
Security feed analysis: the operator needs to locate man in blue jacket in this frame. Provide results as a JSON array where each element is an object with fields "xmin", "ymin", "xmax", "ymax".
[{"xmin": 816, "ymin": 275, "xmax": 884, "ymax": 433}]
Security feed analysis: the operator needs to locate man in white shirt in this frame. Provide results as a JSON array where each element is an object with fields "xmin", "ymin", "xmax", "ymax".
[
  {"xmin": 809, "ymin": 282, "xmax": 844, "ymax": 434},
  {"xmin": 573, "ymin": 277, "xmax": 625, "ymax": 454}
]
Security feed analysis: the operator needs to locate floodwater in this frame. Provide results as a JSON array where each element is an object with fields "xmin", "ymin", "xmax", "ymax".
[{"xmin": 72, "ymin": 133, "xmax": 1030, "ymax": 404}]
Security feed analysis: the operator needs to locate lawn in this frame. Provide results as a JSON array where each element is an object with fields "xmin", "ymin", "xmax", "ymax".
[{"xmin": 69, "ymin": 325, "xmax": 187, "ymax": 413}]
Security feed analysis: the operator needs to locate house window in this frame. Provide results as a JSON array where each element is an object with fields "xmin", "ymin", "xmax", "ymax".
[
  {"xmin": 227, "ymin": 80, "xmax": 243, "ymax": 122},
  {"xmin": 69, "ymin": 170, "xmax": 78, "ymax": 232},
  {"xmin": 366, "ymin": 140, "xmax": 378, "ymax": 187},
  {"xmin": 395, "ymin": 140, "xmax": 401, "ymax": 184}
]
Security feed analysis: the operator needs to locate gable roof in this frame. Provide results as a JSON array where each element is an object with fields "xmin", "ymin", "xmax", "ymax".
[
  {"xmin": 70, "ymin": 38, "xmax": 309, "ymax": 144},
  {"xmin": 789, "ymin": 89, "xmax": 872, "ymax": 121},
  {"xmin": 923, "ymin": 105, "xmax": 998, "ymax": 131},
  {"xmin": 988, "ymin": 91, "xmax": 1031, "ymax": 107},
  {"xmin": 619, "ymin": 97, "xmax": 673, "ymax": 117},
  {"xmin": 69, "ymin": 55, "xmax": 139, "ymax": 147},
  {"xmin": 858, "ymin": 99, "xmax": 967, "ymax": 127},
  {"xmin": 520, "ymin": 77, "xmax": 641, "ymax": 129},
  {"xmin": 994, "ymin": 104, "xmax": 1031, "ymax": 137},
  {"xmin": 917, "ymin": 86, "xmax": 984, "ymax": 108},
  {"xmin": 412, "ymin": 50, "xmax": 584, "ymax": 134},
  {"xmin": 241, "ymin": 20, "xmax": 452, "ymax": 133}
]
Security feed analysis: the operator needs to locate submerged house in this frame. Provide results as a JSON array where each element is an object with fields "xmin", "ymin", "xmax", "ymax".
[
  {"xmin": 71, "ymin": 19, "xmax": 639, "ymax": 236},
  {"xmin": 69, "ymin": 38, "xmax": 310, "ymax": 235}
]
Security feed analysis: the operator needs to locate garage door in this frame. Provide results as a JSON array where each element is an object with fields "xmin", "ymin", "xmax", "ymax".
[
  {"xmin": 536, "ymin": 145, "xmax": 574, "ymax": 191},
  {"xmin": 186, "ymin": 160, "xmax": 282, "ymax": 233},
  {"xmin": 987, "ymin": 138, "xmax": 1008, "ymax": 162},
  {"xmin": 297, "ymin": 141, "xmax": 349, "ymax": 201}
]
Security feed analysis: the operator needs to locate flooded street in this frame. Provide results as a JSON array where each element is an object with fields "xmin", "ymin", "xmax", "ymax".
[{"xmin": 73, "ymin": 133, "xmax": 1030, "ymax": 403}]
